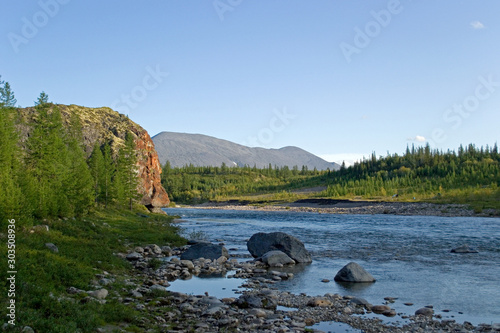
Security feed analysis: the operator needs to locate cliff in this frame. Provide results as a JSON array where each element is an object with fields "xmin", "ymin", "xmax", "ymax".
[{"xmin": 17, "ymin": 104, "xmax": 169, "ymax": 210}]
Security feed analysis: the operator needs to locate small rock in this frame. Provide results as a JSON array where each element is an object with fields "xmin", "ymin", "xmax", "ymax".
[
  {"xmin": 371, "ymin": 305, "xmax": 391, "ymax": 314},
  {"xmin": 90, "ymin": 289, "xmax": 108, "ymax": 300},
  {"xmin": 321, "ymin": 279, "xmax": 330, "ymax": 283},
  {"xmin": 134, "ymin": 246, "xmax": 144, "ymax": 253},
  {"xmin": 149, "ymin": 284, "xmax": 168, "ymax": 293},
  {"xmin": 415, "ymin": 307, "xmax": 434, "ymax": 317},
  {"xmin": 307, "ymin": 297, "xmax": 333, "ymax": 307},
  {"xmin": 451, "ymin": 244, "xmax": 478, "ymax": 253},
  {"xmin": 22, "ymin": 327, "xmax": 35, "ymax": 333},
  {"xmin": 126, "ymin": 252, "xmax": 142, "ymax": 261},
  {"xmin": 45, "ymin": 243, "xmax": 59, "ymax": 253},
  {"xmin": 404, "ymin": 302, "xmax": 414, "ymax": 306}
]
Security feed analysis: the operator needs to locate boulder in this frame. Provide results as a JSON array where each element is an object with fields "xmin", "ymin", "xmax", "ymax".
[
  {"xmin": 334, "ymin": 262, "xmax": 376, "ymax": 283},
  {"xmin": 180, "ymin": 243, "xmax": 228, "ymax": 261},
  {"xmin": 247, "ymin": 232, "xmax": 312, "ymax": 263},
  {"xmin": 451, "ymin": 244, "xmax": 478, "ymax": 254},
  {"xmin": 45, "ymin": 243, "xmax": 59, "ymax": 253},
  {"xmin": 261, "ymin": 250, "xmax": 295, "ymax": 267}
]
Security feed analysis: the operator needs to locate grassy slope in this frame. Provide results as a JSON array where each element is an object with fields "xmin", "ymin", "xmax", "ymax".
[{"xmin": 0, "ymin": 209, "xmax": 185, "ymax": 332}]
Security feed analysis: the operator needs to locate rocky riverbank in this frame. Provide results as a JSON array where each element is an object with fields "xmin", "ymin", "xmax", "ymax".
[
  {"xmin": 75, "ymin": 243, "xmax": 499, "ymax": 333},
  {"xmin": 190, "ymin": 199, "xmax": 500, "ymax": 217}
]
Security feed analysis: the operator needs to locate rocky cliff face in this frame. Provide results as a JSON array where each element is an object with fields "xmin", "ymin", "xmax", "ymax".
[{"xmin": 17, "ymin": 104, "xmax": 170, "ymax": 209}]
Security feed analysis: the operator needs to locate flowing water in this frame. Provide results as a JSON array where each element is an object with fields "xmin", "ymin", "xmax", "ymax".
[{"xmin": 164, "ymin": 207, "xmax": 500, "ymax": 326}]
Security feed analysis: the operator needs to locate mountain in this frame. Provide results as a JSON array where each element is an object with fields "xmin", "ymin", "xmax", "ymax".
[
  {"xmin": 17, "ymin": 104, "xmax": 170, "ymax": 209},
  {"xmin": 152, "ymin": 131, "xmax": 340, "ymax": 170}
]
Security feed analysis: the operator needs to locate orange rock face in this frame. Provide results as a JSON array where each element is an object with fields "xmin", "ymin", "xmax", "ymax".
[{"xmin": 135, "ymin": 131, "xmax": 170, "ymax": 208}]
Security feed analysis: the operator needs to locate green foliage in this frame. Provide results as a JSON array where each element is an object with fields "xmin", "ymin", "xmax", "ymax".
[
  {"xmin": 113, "ymin": 131, "xmax": 140, "ymax": 210},
  {"xmin": 0, "ymin": 76, "xmax": 17, "ymax": 107},
  {"xmin": 0, "ymin": 83, "xmax": 23, "ymax": 223},
  {"xmin": 322, "ymin": 143, "xmax": 500, "ymax": 207},
  {"xmin": 0, "ymin": 209, "xmax": 184, "ymax": 332},
  {"xmin": 0, "ymin": 81, "xmax": 146, "ymax": 220},
  {"xmin": 161, "ymin": 162, "xmax": 327, "ymax": 204}
]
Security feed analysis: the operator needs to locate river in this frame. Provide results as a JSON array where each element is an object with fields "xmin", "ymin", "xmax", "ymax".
[{"xmin": 164, "ymin": 207, "xmax": 500, "ymax": 326}]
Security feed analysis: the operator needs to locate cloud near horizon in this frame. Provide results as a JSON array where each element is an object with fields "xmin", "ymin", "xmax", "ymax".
[
  {"xmin": 470, "ymin": 21, "xmax": 486, "ymax": 29},
  {"xmin": 407, "ymin": 135, "xmax": 426, "ymax": 142}
]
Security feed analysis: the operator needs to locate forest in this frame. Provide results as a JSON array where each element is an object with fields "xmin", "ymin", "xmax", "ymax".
[
  {"xmin": 0, "ymin": 77, "xmax": 139, "ymax": 227},
  {"xmin": 161, "ymin": 144, "xmax": 500, "ymax": 211}
]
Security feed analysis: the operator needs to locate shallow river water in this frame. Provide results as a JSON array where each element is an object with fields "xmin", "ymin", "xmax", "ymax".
[{"xmin": 164, "ymin": 208, "xmax": 500, "ymax": 326}]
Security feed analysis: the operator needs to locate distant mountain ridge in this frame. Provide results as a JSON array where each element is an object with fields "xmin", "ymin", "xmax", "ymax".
[{"xmin": 152, "ymin": 131, "xmax": 340, "ymax": 171}]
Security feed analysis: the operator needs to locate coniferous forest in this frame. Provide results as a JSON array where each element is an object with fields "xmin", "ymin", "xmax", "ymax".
[
  {"xmin": 0, "ymin": 77, "xmax": 139, "ymax": 228},
  {"xmin": 162, "ymin": 144, "xmax": 500, "ymax": 211}
]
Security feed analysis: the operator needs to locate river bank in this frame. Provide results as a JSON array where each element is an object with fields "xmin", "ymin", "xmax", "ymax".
[
  {"xmin": 105, "ymin": 241, "xmax": 499, "ymax": 333},
  {"xmin": 188, "ymin": 199, "xmax": 500, "ymax": 217}
]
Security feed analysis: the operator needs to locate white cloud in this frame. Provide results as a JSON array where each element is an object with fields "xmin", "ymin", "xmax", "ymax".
[
  {"xmin": 407, "ymin": 135, "xmax": 426, "ymax": 142},
  {"xmin": 319, "ymin": 153, "xmax": 368, "ymax": 166},
  {"xmin": 470, "ymin": 21, "xmax": 485, "ymax": 29}
]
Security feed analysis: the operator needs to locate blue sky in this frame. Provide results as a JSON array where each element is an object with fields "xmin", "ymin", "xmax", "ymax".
[{"xmin": 1, "ymin": 1, "xmax": 499, "ymax": 165}]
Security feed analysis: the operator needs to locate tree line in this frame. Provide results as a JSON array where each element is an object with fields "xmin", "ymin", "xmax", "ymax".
[
  {"xmin": 323, "ymin": 144, "xmax": 500, "ymax": 201},
  {"xmin": 161, "ymin": 143, "xmax": 500, "ymax": 207},
  {"xmin": 161, "ymin": 162, "xmax": 325, "ymax": 203},
  {"xmin": 0, "ymin": 77, "xmax": 139, "ymax": 226}
]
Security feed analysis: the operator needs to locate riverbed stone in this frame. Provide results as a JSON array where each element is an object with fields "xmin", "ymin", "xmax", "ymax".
[
  {"xmin": 334, "ymin": 262, "xmax": 376, "ymax": 283},
  {"xmin": 180, "ymin": 242, "xmax": 229, "ymax": 260},
  {"xmin": 261, "ymin": 250, "xmax": 295, "ymax": 267},
  {"xmin": 126, "ymin": 252, "xmax": 142, "ymax": 261},
  {"xmin": 247, "ymin": 232, "xmax": 312, "ymax": 263},
  {"xmin": 451, "ymin": 244, "xmax": 479, "ymax": 253},
  {"xmin": 415, "ymin": 307, "xmax": 434, "ymax": 317}
]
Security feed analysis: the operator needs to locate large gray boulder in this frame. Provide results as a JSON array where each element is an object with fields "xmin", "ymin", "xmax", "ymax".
[
  {"xmin": 334, "ymin": 262, "xmax": 376, "ymax": 283},
  {"xmin": 247, "ymin": 232, "xmax": 312, "ymax": 263},
  {"xmin": 261, "ymin": 250, "xmax": 295, "ymax": 267},
  {"xmin": 180, "ymin": 243, "xmax": 228, "ymax": 261}
]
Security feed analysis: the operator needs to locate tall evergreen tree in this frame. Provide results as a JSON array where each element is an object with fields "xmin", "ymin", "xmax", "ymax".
[
  {"xmin": 114, "ymin": 132, "xmax": 139, "ymax": 210},
  {"xmin": 88, "ymin": 142, "xmax": 105, "ymax": 205},
  {"xmin": 25, "ymin": 95, "xmax": 71, "ymax": 217},
  {"xmin": 65, "ymin": 112, "xmax": 94, "ymax": 215},
  {"xmin": 101, "ymin": 142, "xmax": 114, "ymax": 208},
  {"xmin": 0, "ymin": 79, "xmax": 22, "ymax": 224}
]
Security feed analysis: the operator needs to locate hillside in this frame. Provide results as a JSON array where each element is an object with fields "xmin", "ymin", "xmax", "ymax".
[
  {"xmin": 16, "ymin": 104, "xmax": 169, "ymax": 210},
  {"xmin": 152, "ymin": 131, "xmax": 340, "ymax": 170}
]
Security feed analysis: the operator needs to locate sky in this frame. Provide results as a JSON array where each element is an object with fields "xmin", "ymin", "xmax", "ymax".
[{"xmin": 1, "ymin": 1, "xmax": 499, "ymax": 165}]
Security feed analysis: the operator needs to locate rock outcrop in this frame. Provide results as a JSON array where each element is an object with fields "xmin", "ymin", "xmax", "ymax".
[
  {"xmin": 247, "ymin": 232, "xmax": 312, "ymax": 263},
  {"xmin": 17, "ymin": 104, "xmax": 169, "ymax": 209},
  {"xmin": 334, "ymin": 262, "xmax": 376, "ymax": 283}
]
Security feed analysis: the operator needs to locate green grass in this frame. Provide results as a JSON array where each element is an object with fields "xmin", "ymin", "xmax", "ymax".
[{"xmin": 0, "ymin": 208, "xmax": 186, "ymax": 332}]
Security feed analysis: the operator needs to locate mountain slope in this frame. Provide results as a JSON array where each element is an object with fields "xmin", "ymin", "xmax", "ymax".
[{"xmin": 152, "ymin": 131, "xmax": 340, "ymax": 170}]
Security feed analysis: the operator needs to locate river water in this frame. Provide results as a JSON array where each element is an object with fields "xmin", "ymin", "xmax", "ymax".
[{"xmin": 164, "ymin": 207, "xmax": 500, "ymax": 326}]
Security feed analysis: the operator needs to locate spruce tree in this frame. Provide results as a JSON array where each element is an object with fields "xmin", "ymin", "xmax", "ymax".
[
  {"xmin": 114, "ymin": 132, "xmax": 139, "ymax": 210},
  {"xmin": 25, "ymin": 95, "xmax": 71, "ymax": 217},
  {"xmin": 88, "ymin": 142, "xmax": 105, "ymax": 205},
  {"xmin": 101, "ymin": 142, "xmax": 114, "ymax": 208},
  {"xmin": 0, "ymin": 79, "xmax": 22, "ymax": 224},
  {"xmin": 65, "ymin": 112, "xmax": 94, "ymax": 215}
]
